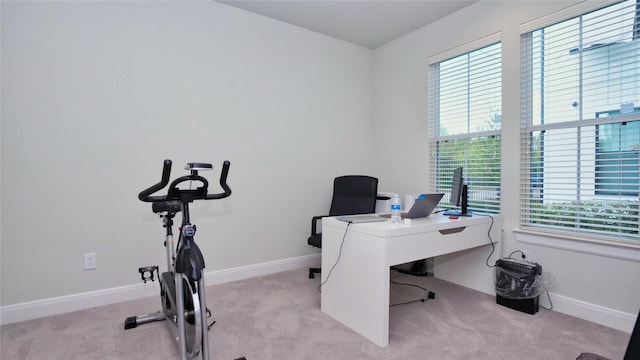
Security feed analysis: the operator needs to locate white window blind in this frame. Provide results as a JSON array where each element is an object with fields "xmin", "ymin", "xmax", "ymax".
[
  {"xmin": 429, "ymin": 42, "xmax": 502, "ymax": 214},
  {"xmin": 520, "ymin": 0, "xmax": 640, "ymax": 242}
]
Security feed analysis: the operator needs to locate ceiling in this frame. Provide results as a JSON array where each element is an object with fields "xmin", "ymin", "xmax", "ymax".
[{"xmin": 216, "ymin": 1, "xmax": 478, "ymax": 49}]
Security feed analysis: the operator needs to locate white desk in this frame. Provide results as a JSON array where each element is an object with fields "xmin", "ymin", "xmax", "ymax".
[{"xmin": 320, "ymin": 214, "xmax": 502, "ymax": 347}]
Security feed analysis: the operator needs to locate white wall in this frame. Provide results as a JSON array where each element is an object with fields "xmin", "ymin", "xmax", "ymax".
[
  {"xmin": 0, "ymin": 1, "xmax": 374, "ymax": 307},
  {"xmin": 372, "ymin": 0, "xmax": 640, "ymax": 330},
  {"xmin": 2, "ymin": 0, "xmax": 638, "ymax": 332}
]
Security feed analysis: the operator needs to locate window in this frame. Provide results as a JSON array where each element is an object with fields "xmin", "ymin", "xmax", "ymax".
[
  {"xmin": 520, "ymin": 0, "xmax": 640, "ymax": 241},
  {"xmin": 596, "ymin": 119, "xmax": 639, "ymax": 197},
  {"xmin": 429, "ymin": 42, "xmax": 502, "ymax": 214}
]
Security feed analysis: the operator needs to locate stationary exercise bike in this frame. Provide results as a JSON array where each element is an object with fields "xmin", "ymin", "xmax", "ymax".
[{"xmin": 125, "ymin": 159, "xmax": 231, "ymax": 360}]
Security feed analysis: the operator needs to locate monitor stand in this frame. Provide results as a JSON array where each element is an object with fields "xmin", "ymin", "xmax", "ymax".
[
  {"xmin": 443, "ymin": 209, "xmax": 472, "ymax": 217},
  {"xmin": 443, "ymin": 184, "xmax": 471, "ymax": 216}
]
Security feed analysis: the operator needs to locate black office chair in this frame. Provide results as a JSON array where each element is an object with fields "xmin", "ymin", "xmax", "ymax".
[{"xmin": 308, "ymin": 175, "xmax": 379, "ymax": 279}]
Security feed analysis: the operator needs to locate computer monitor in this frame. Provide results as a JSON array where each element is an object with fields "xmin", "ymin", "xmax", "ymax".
[{"xmin": 443, "ymin": 167, "xmax": 471, "ymax": 216}]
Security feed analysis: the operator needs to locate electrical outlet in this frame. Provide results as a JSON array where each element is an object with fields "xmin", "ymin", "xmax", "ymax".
[{"xmin": 84, "ymin": 253, "xmax": 96, "ymax": 270}]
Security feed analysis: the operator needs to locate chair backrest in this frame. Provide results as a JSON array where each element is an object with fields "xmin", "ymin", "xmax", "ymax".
[{"xmin": 328, "ymin": 175, "xmax": 378, "ymax": 216}]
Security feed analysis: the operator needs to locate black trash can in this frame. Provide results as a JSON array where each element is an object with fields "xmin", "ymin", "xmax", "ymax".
[{"xmin": 494, "ymin": 258, "xmax": 542, "ymax": 315}]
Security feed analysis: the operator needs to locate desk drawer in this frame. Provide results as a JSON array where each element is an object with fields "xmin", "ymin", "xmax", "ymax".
[{"xmin": 386, "ymin": 221, "xmax": 495, "ymax": 266}]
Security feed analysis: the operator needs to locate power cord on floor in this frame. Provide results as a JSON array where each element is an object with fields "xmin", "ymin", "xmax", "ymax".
[
  {"xmin": 389, "ymin": 279, "xmax": 436, "ymax": 307},
  {"xmin": 540, "ymin": 290, "xmax": 554, "ymax": 310}
]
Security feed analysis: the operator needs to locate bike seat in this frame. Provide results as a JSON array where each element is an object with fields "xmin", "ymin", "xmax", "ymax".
[{"xmin": 152, "ymin": 201, "xmax": 182, "ymax": 214}]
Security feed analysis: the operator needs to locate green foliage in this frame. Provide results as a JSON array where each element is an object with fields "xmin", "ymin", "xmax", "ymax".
[
  {"xmin": 529, "ymin": 200, "xmax": 639, "ymax": 237},
  {"xmin": 437, "ymin": 136, "xmax": 501, "ymax": 187}
]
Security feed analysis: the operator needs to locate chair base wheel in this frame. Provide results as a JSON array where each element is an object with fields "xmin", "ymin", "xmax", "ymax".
[{"xmin": 308, "ymin": 267, "xmax": 320, "ymax": 279}]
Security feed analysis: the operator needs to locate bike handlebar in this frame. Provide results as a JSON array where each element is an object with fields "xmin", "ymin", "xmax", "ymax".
[
  {"xmin": 138, "ymin": 159, "xmax": 232, "ymax": 203},
  {"xmin": 207, "ymin": 160, "xmax": 232, "ymax": 200}
]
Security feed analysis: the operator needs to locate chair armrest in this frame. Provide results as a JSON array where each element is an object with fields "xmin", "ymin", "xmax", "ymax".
[{"xmin": 311, "ymin": 215, "xmax": 327, "ymax": 235}]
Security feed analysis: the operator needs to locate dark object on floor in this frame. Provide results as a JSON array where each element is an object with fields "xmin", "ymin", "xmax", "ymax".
[
  {"xmin": 576, "ymin": 308, "xmax": 639, "ymax": 360},
  {"xmin": 623, "ymin": 309, "xmax": 639, "ymax": 360},
  {"xmin": 393, "ymin": 259, "xmax": 432, "ymax": 277},
  {"xmin": 576, "ymin": 353, "xmax": 610, "ymax": 360},
  {"xmin": 494, "ymin": 258, "xmax": 542, "ymax": 315},
  {"xmin": 496, "ymin": 294, "xmax": 539, "ymax": 315}
]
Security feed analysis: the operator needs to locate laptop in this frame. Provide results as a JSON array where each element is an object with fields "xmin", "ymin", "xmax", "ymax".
[{"xmin": 379, "ymin": 193, "xmax": 444, "ymax": 220}]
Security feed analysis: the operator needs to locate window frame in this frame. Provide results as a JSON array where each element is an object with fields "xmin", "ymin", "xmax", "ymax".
[
  {"xmin": 519, "ymin": 0, "xmax": 640, "ymax": 248},
  {"xmin": 594, "ymin": 119, "xmax": 640, "ymax": 197},
  {"xmin": 428, "ymin": 37, "xmax": 502, "ymax": 214}
]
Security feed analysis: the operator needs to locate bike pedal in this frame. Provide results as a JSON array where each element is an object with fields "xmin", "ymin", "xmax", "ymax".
[
  {"xmin": 124, "ymin": 316, "xmax": 138, "ymax": 330},
  {"xmin": 138, "ymin": 266, "xmax": 159, "ymax": 283}
]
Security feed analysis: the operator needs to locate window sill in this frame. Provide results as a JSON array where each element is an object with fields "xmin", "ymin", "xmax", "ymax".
[{"xmin": 513, "ymin": 229, "xmax": 640, "ymax": 262}]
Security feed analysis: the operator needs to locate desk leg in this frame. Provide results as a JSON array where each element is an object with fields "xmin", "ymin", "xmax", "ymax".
[{"xmin": 321, "ymin": 224, "xmax": 390, "ymax": 347}]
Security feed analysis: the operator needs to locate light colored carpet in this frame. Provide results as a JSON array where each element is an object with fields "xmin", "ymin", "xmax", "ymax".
[{"xmin": 0, "ymin": 269, "xmax": 631, "ymax": 359}]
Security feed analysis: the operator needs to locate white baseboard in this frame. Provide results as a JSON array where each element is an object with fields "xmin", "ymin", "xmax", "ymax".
[
  {"xmin": 203, "ymin": 254, "xmax": 319, "ymax": 286},
  {"xmin": 2, "ymin": 254, "xmax": 635, "ymax": 334},
  {"xmin": 0, "ymin": 254, "xmax": 320, "ymax": 326},
  {"xmin": 540, "ymin": 291, "xmax": 637, "ymax": 333}
]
